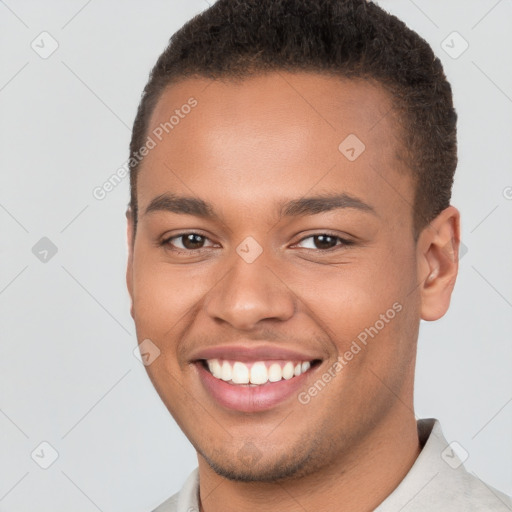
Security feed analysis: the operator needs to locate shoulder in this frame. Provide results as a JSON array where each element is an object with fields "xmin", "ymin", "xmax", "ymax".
[
  {"xmin": 152, "ymin": 468, "xmax": 199, "ymax": 512},
  {"xmin": 152, "ymin": 493, "xmax": 179, "ymax": 512},
  {"xmin": 427, "ymin": 420, "xmax": 512, "ymax": 511},
  {"xmin": 440, "ymin": 466, "xmax": 512, "ymax": 511},
  {"xmin": 377, "ymin": 419, "xmax": 512, "ymax": 511}
]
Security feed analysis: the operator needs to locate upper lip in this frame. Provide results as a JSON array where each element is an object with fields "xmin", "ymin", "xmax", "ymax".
[{"xmin": 189, "ymin": 344, "xmax": 324, "ymax": 363}]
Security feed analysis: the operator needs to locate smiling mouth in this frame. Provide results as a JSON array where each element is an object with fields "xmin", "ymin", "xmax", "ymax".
[{"xmin": 200, "ymin": 358, "xmax": 321, "ymax": 386}]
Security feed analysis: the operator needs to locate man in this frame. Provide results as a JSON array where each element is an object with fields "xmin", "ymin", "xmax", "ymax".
[{"xmin": 125, "ymin": 0, "xmax": 512, "ymax": 510}]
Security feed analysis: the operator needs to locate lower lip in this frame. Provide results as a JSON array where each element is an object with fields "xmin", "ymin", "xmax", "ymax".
[{"xmin": 195, "ymin": 362, "xmax": 315, "ymax": 412}]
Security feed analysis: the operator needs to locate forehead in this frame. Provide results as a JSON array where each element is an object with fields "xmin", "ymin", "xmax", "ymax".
[
  {"xmin": 147, "ymin": 72, "xmax": 397, "ymax": 146},
  {"xmin": 137, "ymin": 72, "xmax": 412, "ymax": 223}
]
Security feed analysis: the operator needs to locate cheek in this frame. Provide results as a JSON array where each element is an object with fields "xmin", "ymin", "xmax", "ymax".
[
  {"xmin": 271, "ymin": 248, "xmax": 418, "ymax": 375},
  {"xmin": 131, "ymin": 259, "xmax": 199, "ymax": 337},
  {"xmin": 279, "ymin": 250, "xmax": 412, "ymax": 331}
]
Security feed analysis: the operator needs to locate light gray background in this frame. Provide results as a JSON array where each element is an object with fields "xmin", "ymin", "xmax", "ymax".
[{"xmin": 0, "ymin": 1, "xmax": 511, "ymax": 511}]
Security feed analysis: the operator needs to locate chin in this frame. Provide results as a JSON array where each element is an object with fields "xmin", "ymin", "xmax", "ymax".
[{"xmin": 200, "ymin": 447, "xmax": 317, "ymax": 483}]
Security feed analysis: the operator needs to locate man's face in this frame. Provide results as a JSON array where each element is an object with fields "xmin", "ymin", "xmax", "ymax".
[{"xmin": 127, "ymin": 73, "xmax": 423, "ymax": 481}]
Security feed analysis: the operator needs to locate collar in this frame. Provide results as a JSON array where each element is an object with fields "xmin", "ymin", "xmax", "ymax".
[{"xmin": 158, "ymin": 418, "xmax": 512, "ymax": 511}]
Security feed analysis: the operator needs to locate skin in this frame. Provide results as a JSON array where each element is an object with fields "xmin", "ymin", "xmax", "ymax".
[{"xmin": 126, "ymin": 72, "xmax": 460, "ymax": 512}]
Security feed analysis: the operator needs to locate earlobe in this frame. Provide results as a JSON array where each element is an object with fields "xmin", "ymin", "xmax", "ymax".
[
  {"xmin": 126, "ymin": 207, "xmax": 135, "ymax": 320},
  {"xmin": 418, "ymin": 206, "xmax": 460, "ymax": 321}
]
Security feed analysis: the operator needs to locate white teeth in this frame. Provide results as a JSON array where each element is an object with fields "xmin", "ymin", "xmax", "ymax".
[
  {"xmin": 268, "ymin": 363, "xmax": 283, "ymax": 382},
  {"xmin": 221, "ymin": 361, "xmax": 232, "ymax": 381},
  {"xmin": 249, "ymin": 362, "xmax": 268, "ymax": 384},
  {"xmin": 206, "ymin": 358, "xmax": 314, "ymax": 385},
  {"xmin": 208, "ymin": 359, "xmax": 222, "ymax": 379},
  {"xmin": 282, "ymin": 362, "xmax": 294, "ymax": 380},
  {"xmin": 232, "ymin": 362, "xmax": 250, "ymax": 384}
]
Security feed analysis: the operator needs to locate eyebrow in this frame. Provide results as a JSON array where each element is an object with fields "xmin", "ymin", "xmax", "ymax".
[
  {"xmin": 144, "ymin": 193, "xmax": 215, "ymax": 218},
  {"xmin": 280, "ymin": 193, "xmax": 377, "ymax": 217},
  {"xmin": 143, "ymin": 192, "xmax": 377, "ymax": 219}
]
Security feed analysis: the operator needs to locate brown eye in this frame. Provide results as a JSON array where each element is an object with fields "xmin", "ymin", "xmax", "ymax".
[
  {"xmin": 181, "ymin": 233, "xmax": 206, "ymax": 249},
  {"xmin": 312, "ymin": 234, "xmax": 338, "ymax": 249},
  {"xmin": 163, "ymin": 233, "xmax": 215, "ymax": 251},
  {"xmin": 297, "ymin": 234, "xmax": 343, "ymax": 250}
]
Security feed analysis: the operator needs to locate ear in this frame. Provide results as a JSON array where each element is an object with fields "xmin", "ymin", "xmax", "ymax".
[
  {"xmin": 417, "ymin": 206, "xmax": 461, "ymax": 321},
  {"xmin": 126, "ymin": 207, "xmax": 135, "ymax": 320}
]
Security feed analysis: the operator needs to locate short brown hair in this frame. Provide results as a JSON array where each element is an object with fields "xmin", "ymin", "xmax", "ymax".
[{"xmin": 129, "ymin": 0, "xmax": 457, "ymax": 236}]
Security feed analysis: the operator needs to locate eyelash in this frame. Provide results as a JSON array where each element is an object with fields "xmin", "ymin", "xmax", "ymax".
[
  {"xmin": 160, "ymin": 233, "xmax": 218, "ymax": 255},
  {"xmin": 160, "ymin": 232, "xmax": 354, "ymax": 254}
]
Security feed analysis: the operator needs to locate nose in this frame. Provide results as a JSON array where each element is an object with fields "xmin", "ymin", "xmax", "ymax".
[{"xmin": 204, "ymin": 253, "xmax": 296, "ymax": 331}]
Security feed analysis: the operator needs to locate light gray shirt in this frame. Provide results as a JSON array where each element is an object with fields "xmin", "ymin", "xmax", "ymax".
[{"xmin": 153, "ymin": 418, "xmax": 512, "ymax": 511}]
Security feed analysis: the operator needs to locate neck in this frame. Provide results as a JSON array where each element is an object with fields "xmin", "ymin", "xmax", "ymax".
[{"xmin": 197, "ymin": 408, "xmax": 421, "ymax": 512}]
